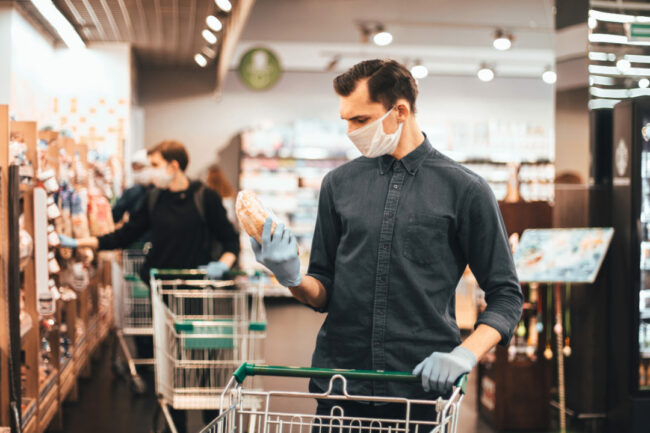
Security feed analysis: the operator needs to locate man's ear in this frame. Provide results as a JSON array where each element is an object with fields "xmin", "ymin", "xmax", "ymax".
[
  {"xmin": 170, "ymin": 160, "xmax": 180, "ymax": 171},
  {"xmin": 395, "ymin": 100, "xmax": 411, "ymax": 121}
]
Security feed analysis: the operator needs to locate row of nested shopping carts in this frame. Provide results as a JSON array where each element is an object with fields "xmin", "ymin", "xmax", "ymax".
[{"xmin": 113, "ymin": 248, "xmax": 467, "ymax": 433}]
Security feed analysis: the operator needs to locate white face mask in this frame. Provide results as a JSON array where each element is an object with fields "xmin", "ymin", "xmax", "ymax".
[
  {"xmin": 347, "ymin": 107, "xmax": 403, "ymax": 158},
  {"xmin": 132, "ymin": 168, "xmax": 152, "ymax": 185},
  {"xmin": 151, "ymin": 166, "xmax": 175, "ymax": 189}
]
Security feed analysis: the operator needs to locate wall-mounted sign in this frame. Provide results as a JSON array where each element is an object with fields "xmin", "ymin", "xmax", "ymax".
[{"xmin": 238, "ymin": 47, "xmax": 282, "ymax": 91}]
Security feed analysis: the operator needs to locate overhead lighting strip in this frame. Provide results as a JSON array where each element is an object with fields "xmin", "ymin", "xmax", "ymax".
[{"xmin": 30, "ymin": 0, "xmax": 85, "ymax": 49}]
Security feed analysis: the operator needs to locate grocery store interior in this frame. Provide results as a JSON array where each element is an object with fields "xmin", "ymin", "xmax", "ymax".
[{"xmin": 3, "ymin": 0, "xmax": 650, "ymax": 432}]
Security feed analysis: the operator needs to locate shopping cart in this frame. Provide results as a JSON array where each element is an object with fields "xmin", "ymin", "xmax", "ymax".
[
  {"xmin": 113, "ymin": 247, "xmax": 152, "ymax": 394},
  {"xmin": 151, "ymin": 269, "xmax": 267, "ymax": 433},
  {"xmin": 200, "ymin": 363, "xmax": 468, "ymax": 433}
]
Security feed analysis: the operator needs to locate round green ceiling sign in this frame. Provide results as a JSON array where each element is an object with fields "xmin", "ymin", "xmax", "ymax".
[{"xmin": 238, "ymin": 47, "xmax": 282, "ymax": 91}]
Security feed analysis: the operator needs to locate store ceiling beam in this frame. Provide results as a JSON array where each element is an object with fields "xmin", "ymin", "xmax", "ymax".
[
  {"xmin": 216, "ymin": 0, "xmax": 255, "ymax": 93},
  {"xmin": 80, "ymin": 0, "xmax": 106, "ymax": 40}
]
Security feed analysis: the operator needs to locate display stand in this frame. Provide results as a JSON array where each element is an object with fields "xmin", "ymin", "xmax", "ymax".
[
  {"xmin": 477, "ymin": 201, "xmax": 553, "ymax": 431},
  {"xmin": 513, "ymin": 227, "xmax": 614, "ymax": 433},
  {"xmin": 0, "ymin": 112, "xmax": 117, "ymax": 433}
]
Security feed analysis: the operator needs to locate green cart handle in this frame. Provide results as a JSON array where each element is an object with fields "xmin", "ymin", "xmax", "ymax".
[
  {"xmin": 150, "ymin": 268, "xmax": 247, "ymax": 279},
  {"xmin": 233, "ymin": 363, "xmax": 467, "ymax": 394}
]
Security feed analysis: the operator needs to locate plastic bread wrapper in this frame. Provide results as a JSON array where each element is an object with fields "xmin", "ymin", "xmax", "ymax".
[{"xmin": 236, "ymin": 190, "xmax": 278, "ymax": 245}]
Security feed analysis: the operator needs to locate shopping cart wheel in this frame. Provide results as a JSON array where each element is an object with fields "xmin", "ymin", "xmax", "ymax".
[{"xmin": 131, "ymin": 376, "xmax": 147, "ymax": 395}]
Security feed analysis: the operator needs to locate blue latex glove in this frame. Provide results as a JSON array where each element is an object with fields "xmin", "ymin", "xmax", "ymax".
[
  {"xmin": 412, "ymin": 346, "xmax": 476, "ymax": 394},
  {"xmin": 202, "ymin": 261, "xmax": 229, "ymax": 280},
  {"xmin": 58, "ymin": 234, "xmax": 78, "ymax": 249},
  {"xmin": 250, "ymin": 218, "xmax": 302, "ymax": 287}
]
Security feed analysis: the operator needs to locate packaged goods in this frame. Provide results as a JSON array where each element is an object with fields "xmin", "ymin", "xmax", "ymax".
[{"xmin": 236, "ymin": 190, "xmax": 277, "ymax": 244}]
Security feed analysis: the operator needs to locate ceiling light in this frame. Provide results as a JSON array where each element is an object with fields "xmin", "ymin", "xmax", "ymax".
[
  {"xmin": 617, "ymin": 57, "xmax": 632, "ymax": 73},
  {"xmin": 373, "ymin": 28, "xmax": 393, "ymax": 46},
  {"xmin": 206, "ymin": 15, "xmax": 222, "ymax": 32},
  {"xmin": 202, "ymin": 29, "xmax": 217, "ymax": 44},
  {"xmin": 640, "ymin": 78, "xmax": 650, "ymax": 88},
  {"xmin": 542, "ymin": 67, "xmax": 557, "ymax": 84},
  {"xmin": 30, "ymin": 0, "xmax": 85, "ymax": 49},
  {"xmin": 410, "ymin": 62, "xmax": 428, "ymax": 79},
  {"xmin": 477, "ymin": 64, "xmax": 495, "ymax": 82},
  {"xmin": 493, "ymin": 29, "xmax": 513, "ymax": 51},
  {"xmin": 194, "ymin": 53, "xmax": 208, "ymax": 67},
  {"xmin": 215, "ymin": 0, "xmax": 232, "ymax": 13},
  {"xmin": 588, "ymin": 17, "xmax": 597, "ymax": 29}
]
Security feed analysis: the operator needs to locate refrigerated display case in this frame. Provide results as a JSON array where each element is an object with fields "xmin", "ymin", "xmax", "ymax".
[{"xmin": 610, "ymin": 96, "xmax": 650, "ymax": 432}]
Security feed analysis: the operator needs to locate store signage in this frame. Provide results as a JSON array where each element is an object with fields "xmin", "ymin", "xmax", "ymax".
[
  {"xmin": 628, "ymin": 23, "xmax": 650, "ymax": 41},
  {"xmin": 238, "ymin": 47, "xmax": 282, "ymax": 91}
]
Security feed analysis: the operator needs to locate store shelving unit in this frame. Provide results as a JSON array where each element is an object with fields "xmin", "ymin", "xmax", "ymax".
[{"xmin": 1, "ymin": 112, "xmax": 116, "ymax": 433}]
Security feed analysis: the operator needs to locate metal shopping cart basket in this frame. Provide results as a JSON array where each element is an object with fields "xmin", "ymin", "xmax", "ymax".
[
  {"xmin": 200, "ymin": 363, "xmax": 468, "ymax": 433},
  {"xmin": 113, "ymin": 246, "xmax": 152, "ymax": 393},
  {"xmin": 151, "ymin": 269, "xmax": 267, "ymax": 433}
]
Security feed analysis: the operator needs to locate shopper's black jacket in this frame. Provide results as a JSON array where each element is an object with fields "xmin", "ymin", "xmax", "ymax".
[
  {"xmin": 306, "ymin": 135, "xmax": 524, "ymax": 400},
  {"xmin": 111, "ymin": 183, "xmax": 152, "ymax": 243},
  {"xmin": 98, "ymin": 180, "xmax": 239, "ymax": 280}
]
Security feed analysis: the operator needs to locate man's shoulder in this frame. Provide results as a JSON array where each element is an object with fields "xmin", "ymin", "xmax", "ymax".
[
  {"xmin": 324, "ymin": 157, "xmax": 376, "ymax": 186},
  {"xmin": 424, "ymin": 149, "xmax": 485, "ymax": 188}
]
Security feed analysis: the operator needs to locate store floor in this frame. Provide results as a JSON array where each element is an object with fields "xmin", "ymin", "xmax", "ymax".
[{"xmin": 59, "ymin": 337, "xmax": 498, "ymax": 433}]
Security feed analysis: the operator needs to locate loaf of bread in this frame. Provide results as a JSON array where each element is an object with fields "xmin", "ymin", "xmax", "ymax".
[{"xmin": 236, "ymin": 190, "xmax": 276, "ymax": 244}]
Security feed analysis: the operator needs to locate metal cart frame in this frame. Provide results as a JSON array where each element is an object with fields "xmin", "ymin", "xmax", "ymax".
[
  {"xmin": 201, "ymin": 363, "xmax": 468, "ymax": 433},
  {"xmin": 113, "ymin": 247, "xmax": 153, "ymax": 393},
  {"xmin": 151, "ymin": 269, "xmax": 266, "ymax": 433}
]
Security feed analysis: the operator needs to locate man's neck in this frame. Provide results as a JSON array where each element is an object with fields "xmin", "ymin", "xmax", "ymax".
[
  {"xmin": 168, "ymin": 173, "xmax": 190, "ymax": 192},
  {"xmin": 392, "ymin": 119, "xmax": 424, "ymax": 160}
]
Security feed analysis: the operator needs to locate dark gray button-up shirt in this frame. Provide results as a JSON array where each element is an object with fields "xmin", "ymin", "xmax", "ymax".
[{"xmin": 306, "ymin": 136, "xmax": 523, "ymax": 399}]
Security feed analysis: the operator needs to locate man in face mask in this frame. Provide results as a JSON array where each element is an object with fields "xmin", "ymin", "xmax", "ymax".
[
  {"xmin": 111, "ymin": 149, "xmax": 153, "ymax": 233},
  {"xmin": 60, "ymin": 140, "xmax": 239, "ymax": 283},
  {"xmin": 250, "ymin": 59, "xmax": 523, "ymax": 421}
]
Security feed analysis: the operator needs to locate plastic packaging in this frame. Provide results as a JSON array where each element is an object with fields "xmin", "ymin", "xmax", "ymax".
[
  {"xmin": 235, "ymin": 190, "xmax": 278, "ymax": 244},
  {"xmin": 46, "ymin": 196, "xmax": 61, "ymax": 220}
]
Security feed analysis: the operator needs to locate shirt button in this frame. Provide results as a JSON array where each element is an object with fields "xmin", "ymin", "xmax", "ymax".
[
  {"xmin": 383, "ymin": 244, "xmax": 388, "ymax": 250},
  {"xmin": 393, "ymin": 184, "xmax": 399, "ymax": 189}
]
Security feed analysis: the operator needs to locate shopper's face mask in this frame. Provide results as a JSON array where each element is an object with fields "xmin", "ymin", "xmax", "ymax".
[
  {"xmin": 132, "ymin": 168, "xmax": 152, "ymax": 185},
  {"xmin": 347, "ymin": 106, "xmax": 403, "ymax": 158},
  {"xmin": 151, "ymin": 164, "xmax": 175, "ymax": 189}
]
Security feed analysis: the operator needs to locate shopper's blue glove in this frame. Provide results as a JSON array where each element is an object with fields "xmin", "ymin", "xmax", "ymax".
[
  {"xmin": 58, "ymin": 234, "xmax": 78, "ymax": 249},
  {"xmin": 250, "ymin": 218, "xmax": 302, "ymax": 287},
  {"xmin": 201, "ymin": 261, "xmax": 229, "ymax": 280},
  {"xmin": 412, "ymin": 346, "xmax": 476, "ymax": 394}
]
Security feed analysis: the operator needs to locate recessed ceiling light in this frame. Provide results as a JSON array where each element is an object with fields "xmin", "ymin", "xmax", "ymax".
[
  {"xmin": 410, "ymin": 63, "xmax": 428, "ymax": 79},
  {"xmin": 542, "ymin": 68, "xmax": 557, "ymax": 84},
  {"xmin": 588, "ymin": 17, "xmax": 597, "ymax": 29},
  {"xmin": 493, "ymin": 29, "xmax": 513, "ymax": 51},
  {"xmin": 373, "ymin": 30, "xmax": 393, "ymax": 46},
  {"xmin": 206, "ymin": 15, "xmax": 222, "ymax": 32},
  {"xmin": 617, "ymin": 57, "xmax": 632, "ymax": 73},
  {"xmin": 215, "ymin": 0, "xmax": 232, "ymax": 13},
  {"xmin": 202, "ymin": 29, "xmax": 217, "ymax": 44},
  {"xmin": 194, "ymin": 53, "xmax": 208, "ymax": 67},
  {"xmin": 477, "ymin": 64, "xmax": 495, "ymax": 82}
]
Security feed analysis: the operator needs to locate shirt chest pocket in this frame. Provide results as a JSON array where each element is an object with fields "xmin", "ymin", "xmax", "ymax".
[{"xmin": 403, "ymin": 213, "xmax": 450, "ymax": 265}]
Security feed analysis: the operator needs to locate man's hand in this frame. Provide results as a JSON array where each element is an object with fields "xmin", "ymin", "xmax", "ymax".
[
  {"xmin": 201, "ymin": 261, "xmax": 229, "ymax": 280},
  {"xmin": 58, "ymin": 234, "xmax": 78, "ymax": 249},
  {"xmin": 250, "ymin": 218, "xmax": 302, "ymax": 287},
  {"xmin": 412, "ymin": 346, "xmax": 476, "ymax": 394}
]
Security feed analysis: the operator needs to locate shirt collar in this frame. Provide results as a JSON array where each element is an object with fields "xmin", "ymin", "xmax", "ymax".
[{"xmin": 378, "ymin": 134, "xmax": 433, "ymax": 176}]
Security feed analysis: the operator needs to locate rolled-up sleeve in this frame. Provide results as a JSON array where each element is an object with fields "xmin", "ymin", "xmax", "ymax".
[
  {"xmin": 306, "ymin": 173, "xmax": 341, "ymax": 312},
  {"xmin": 458, "ymin": 178, "xmax": 524, "ymax": 345}
]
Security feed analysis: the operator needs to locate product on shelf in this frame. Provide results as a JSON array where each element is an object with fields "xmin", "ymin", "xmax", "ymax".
[
  {"xmin": 87, "ymin": 192, "xmax": 115, "ymax": 236},
  {"xmin": 236, "ymin": 190, "xmax": 277, "ymax": 244},
  {"xmin": 19, "ymin": 217, "xmax": 34, "ymax": 269},
  {"xmin": 9, "ymin": 133, "xmax": 34, "ymax": 185}
]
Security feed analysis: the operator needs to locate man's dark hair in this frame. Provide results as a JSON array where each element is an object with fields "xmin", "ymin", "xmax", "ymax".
[
  {"xmin": 148, "ymin": 140, "xmax": 189, "ymax": 171},
  {"xmin": 333, "ymin": 59, "xmax": 418, "ymax": 113}
]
